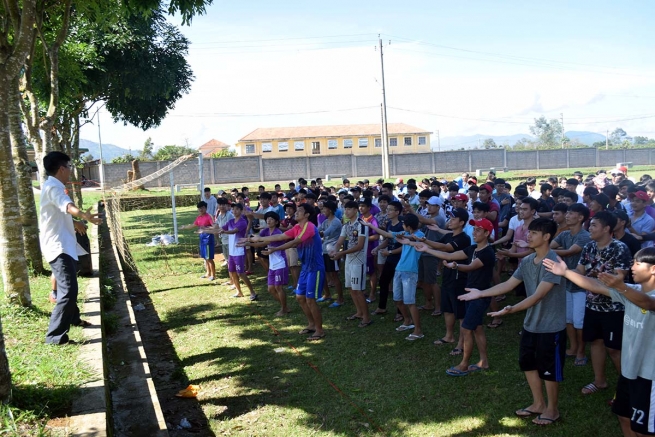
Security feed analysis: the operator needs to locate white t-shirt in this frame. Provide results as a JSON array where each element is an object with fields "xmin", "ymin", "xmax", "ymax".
[
  {"xmin": 40, "ymin": 176, "xmax": 77, "ymax": 263},
  {"xmin": 508, "ymin": 215, "xmax": 522, "ymax": 233}
]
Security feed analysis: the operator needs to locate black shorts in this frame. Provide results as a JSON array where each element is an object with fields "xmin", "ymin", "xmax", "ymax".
[
  {"xmin": 323, "ymin": 254, "xmax": 339, "ymax": 273},
  {"xmin": 418, "ymin": 256, "xmax": 439, "ymax": 284},
  {"xmin": 441, "ymin": 286, "xmax": 466, "ymax": 319},
  {"xmin": 518, "ymin": 329, "xmax": 566, "ymax": 382},
  {"xmin": 462, "ymin": 297, "xmax": 491, "ymax": 331},
  {"xmin": 582, "ymin": 308, "xmax": 623, "ymax": 350},
  {"xmin": 613, "ymin": 375, "xmax": 655, "ymax": 435}
]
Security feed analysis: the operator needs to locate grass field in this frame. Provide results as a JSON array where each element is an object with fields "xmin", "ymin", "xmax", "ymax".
[{"xmin": 120, "ymin": 205, "xmax": 624, "ymax": 437}]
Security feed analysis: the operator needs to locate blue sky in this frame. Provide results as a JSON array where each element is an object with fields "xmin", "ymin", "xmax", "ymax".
[{"xmin": 80, "ymin": 0, "xmax": 655, "ymax": 151}]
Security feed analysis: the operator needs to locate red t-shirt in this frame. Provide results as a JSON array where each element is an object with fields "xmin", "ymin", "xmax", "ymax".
[
  {"xmin": 194, "ymin": 213, "xmax": 213, "ymax": 227},
  {"xmin": 284, "ymin": 222, "xmax": 315, "ymax": 244}
]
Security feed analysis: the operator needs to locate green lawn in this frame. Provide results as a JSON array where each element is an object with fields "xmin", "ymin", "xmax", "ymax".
[
  {"xmin": 121, "ymin": 205, "xmax": 624, "ymax": 437},
  {"xmin": 0, "ymin": 275, "xmax": 92, "ymax": 435}
]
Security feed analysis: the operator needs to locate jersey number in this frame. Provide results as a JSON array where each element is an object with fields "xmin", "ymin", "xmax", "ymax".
[{"xmin": 632, "ymin": 408, "xmax": 645, "ymax": 425}]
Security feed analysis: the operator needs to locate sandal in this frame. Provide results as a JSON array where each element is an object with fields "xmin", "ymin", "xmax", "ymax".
[
  {"xmin": 418, "ymin": 305, "xmax": 435, "ymax": 311},
  {"xmin": 431, "ymin": 310, "xmax": 443, "ymax": 316},
  {"xmin": 581, "ymin": 382, "xmax": 607, "ymax": 395},
  {"xmin": 345, "ymin": 315, "xmax": 363, "ymax": 321},
  {"xmin": 307, "ymin": 333, "xmax": 325, "ymax": 341},
  {"xmin": 449, "ymin": 348, "xmax": 463, "ymax": 356},
  {"xmin": 393, "ymin": 314, "xmax": 404, "ymax": 322},
  {"xmin": 487, "ymin": 320, "xmax": 503, "ymax": 328},
  {"xmin": 574, "ymin": 357, "xmax": 588, "ymax": 366},
  {"xmin": 358, "ymin": 320, "xmax": 374, "ymax": 328},
  {"xmin": 298, "ymin": 328, "xmax": 316, "ymax": 335},
  {"xmin": 433, "ymin": 338, "xmax": 455, "ymax": 346}
]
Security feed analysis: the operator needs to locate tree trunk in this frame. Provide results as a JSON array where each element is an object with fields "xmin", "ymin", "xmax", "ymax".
[
  {"xmin": 70, "ymin": 116, "xmax": 83, "ymax": 208},
  {"xmin": 9, "ymin": 75, "xmax": 44, "ymax": 274},
  {"xmin": 0, "ymin": 76, "xmax": 32, "ymax": 307}
]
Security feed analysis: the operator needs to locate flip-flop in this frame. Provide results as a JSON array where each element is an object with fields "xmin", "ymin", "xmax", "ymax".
[
  {"xmin": 358, "ymin": 320, "xmax": 374, "ymax": 328},
  {"xmin": 328, "ymin": 302, "xmax": 343, "ymax": 308},
  {"xmin": 515, "ymin": 408, "xmax": 541, "ymax": 417},
  {"xmin": 405, "ymin": 333, "xmax": 424, "ymax": 341},
  {"xmin": 231, "ymin": 293, "xmax": 244, "ymax": 298},
  {"xmin": 574, "ymin": 357, "xmax": 588, "ymax": 366},
  {"xmin": 298, "ymin": 328, "xmax": 316, "ymax": 335},
  {"xmin": 533, "ymin": 415, "xmax": 560, "ymax": 426},
  {"xmin": 446, "ymin": 366, "xmax": 469, "ymax": 377},
  {"xmin": 431, "ymin": 310, "xmax": 443, "ymax": 316},
  {"xmin": 418, "ymin": 305, "xmax": 435, "ymax": 311},
  {"xmin": 371, "ymin": 310, "xmax": 388, "ymax": 315},
  {"xmin": 582, "ymin": 382, "xmax": 607, "ymax": 395},
  {"xmin": 395, "ymin": 324, "xmax": 415, "ymax": 332},
  {"xmin": 307, "ymin": 333, "xmax": 325, "ymax": 341},
  {"xmin": 249, "ymin": 294, "xmax": 258, "ymax": 301},
  {"xmin": 487, "ymin": 320, "xmax": 503, "ymax": 328},
  {"xmin": 467, "ymin": 365, "xmax": 489, "ymax": 373},
  {"xmin": 449, "ymin": 348, "xmax": 463, "ymax": 356},
  {"xmin": 365, "ymin": 298, "xmax": 376, "ymax": 304},
  {"xmin": 433, "ymin": 338, "xmax": 455, "ymax": 346},
  {"xmin": 316, "ymin": 296, "xmax": 333, "ymax": 303},
  {"xmin": 346, "ymin": 315, "xmax": 363, "ymax": 321},
  {"xmin": 393, "ymin": 314, "xmax": 404, "ymax": 322}
]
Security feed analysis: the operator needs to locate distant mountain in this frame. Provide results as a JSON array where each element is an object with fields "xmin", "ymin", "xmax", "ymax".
[
  {"xmin": 433, "ymin": 131, "xmax": 606, "ymax": 150},
  {"xmin": 565, "ymin": 131, "xmax": 606, "ymax": 146},
  {"xmin": 80, "ymin": 139, "xmax": 133, "ymax": 161}
]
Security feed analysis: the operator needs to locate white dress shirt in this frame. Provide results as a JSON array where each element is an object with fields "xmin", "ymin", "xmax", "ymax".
[{"xmin": 40, "ymin": 176, "xmax": 77, "ymax": 262}]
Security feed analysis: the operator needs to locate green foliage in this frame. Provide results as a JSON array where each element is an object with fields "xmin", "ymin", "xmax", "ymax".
[
  {"xmin": 152, "ymin": 145, "xmax": 196, "ymax": 161},
  {"xmin": 482, "ymin": 138, "xmax": 497, "ymax": 149},
  {"xmin": 140, "ymin": 137, "xmax": 155, "ymax": 160},
  {"xmin": 209, "ymin": 149, "xmax": 237, "ymax": 158},
  {"xmin": 111, "ymin": 154, "xmax": 137, "ymax": 163},
  {"xmin": 529, "ymin": 116, "xmax": 563, "ymax": 147},
  {"xmin": 610, "ymin": 127, "xmax": 627, "ymax": 145}
]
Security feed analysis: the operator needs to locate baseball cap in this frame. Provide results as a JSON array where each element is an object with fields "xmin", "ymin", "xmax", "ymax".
[
  {"xmin": 611, "ymin": 168, "xmax": 625, "ymax": 175},
  {"xmin": 396, "ymin": 178, "xmax": 404, "ymax": 184},
  {"xmin": 480, "ymin": 184, "xmax": 493, "ymax": 193},
  {"xmin": 619, "ymin": 166, "xmax": 628, "ymax": 173},
  {"xmin": 629, "ymin": 191, "xmax": 650, "ymax": 201},
  {"xmin": 469, "ymin": 218, "xmax": 494, "ymax": 233},
  {"xmin": 427, "ymin": 196, "xmax": 443, "ymax": 206},
  {"xmin": 217, "ymin": 190, "xmax": 225, "ymax": 195},
  {"xmin": 451, "ymin": 208, "xmax": 469, "ymax": 222},
  {"xmin": 613, "ymin": 209, "xmax": 630, "ymax": 223},
  {"xmin": 350, "ymin": 186, "xmax": 362, "ymax": 192},
  {"xmin": 358, "ymin": 198, "xmax": 372, "ymax": 207},
  {"xmin": 453, "ymin": 193, "xmax": 469, "ymax": 202}
]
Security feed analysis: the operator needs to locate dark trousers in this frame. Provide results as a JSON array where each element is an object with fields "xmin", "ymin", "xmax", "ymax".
[
  {"xmin": 378, "ymin": 257, "xmax": 399, "ymax": 310},
  {"xmin": 45, "ymin": 254, "xmax": 81, "ymax": 344}
]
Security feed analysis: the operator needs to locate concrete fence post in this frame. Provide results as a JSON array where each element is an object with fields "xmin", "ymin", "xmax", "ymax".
[
  {"xmin": 210, "ymin": 158, "xmax": 216, "ymax": 184},
  {"xmin": 468, "ymin": 151, "xmax": 472, "ymax": 172},
  {"xmin": 431, "ymin": 152, "xmax": 436, "ymax": 174},
  {"xmin": 536, "ymin": 150, "xmax": 540, "ymax": 170}
]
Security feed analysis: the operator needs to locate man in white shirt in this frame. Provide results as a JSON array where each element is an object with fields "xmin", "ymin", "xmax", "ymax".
[{"xmin": 41, "ymin": 152, "xmax": 102, "ymax": 345}]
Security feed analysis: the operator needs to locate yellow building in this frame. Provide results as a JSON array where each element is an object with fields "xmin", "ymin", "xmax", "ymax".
[{"xmin": 236, "ymin": 123, "xmax": 431, "ymax": 158}]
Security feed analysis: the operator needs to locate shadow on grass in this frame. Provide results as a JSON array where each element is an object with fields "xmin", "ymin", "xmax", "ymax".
[{"xmin": 12, "ymin": 384, "xmax": 79, "ymax": 418}]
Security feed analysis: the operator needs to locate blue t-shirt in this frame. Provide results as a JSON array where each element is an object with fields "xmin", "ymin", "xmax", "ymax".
[
  {"xmin": 284, "ymin": 222, "xmax": 325, "ymax": 272},
  {"xmin": 394, "ymin": 230, "xmax": 425, "ymax": 273}
]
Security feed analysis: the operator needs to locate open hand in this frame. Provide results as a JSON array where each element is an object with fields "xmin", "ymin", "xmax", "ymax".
[
  {"xmin": 542, "ymin": 256, "xmax": 567, "ymax": 276},
  {"xmin": 514, "ymin": 240, "xmax": 529, "ymax": 249},
  {"xmin": 488, "ymin": 305, "xmax": 512, "ymax": 317},
  {"xmin": 598, "ymin": 271, "xmax": 625, "ymax": 290},
  {"xmin": 73, "ymin": 220, "xmax": 88, "ymax": 235},
  {"xmin": 459, "ymin": 288, "xmax": 482, "ymax": 301}
]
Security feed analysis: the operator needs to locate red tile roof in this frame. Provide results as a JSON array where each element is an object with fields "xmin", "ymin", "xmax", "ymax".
[{"xmin": 199, "ymin": 139, "xmax": 231, "ymax": 156}]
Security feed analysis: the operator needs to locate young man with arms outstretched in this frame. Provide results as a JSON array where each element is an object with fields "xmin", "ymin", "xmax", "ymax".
[
  {"xmin": 545, "ymin": 248, "xmax": 655, "ymax": 437},
  {"xmin": 362, "ymin": 215, "xmax": 425, "ymax": 340},
  {"xmin": 411, "ymin": 218, "xmax": 495, "ymax": 370},
  {"xmin": 577, "ymin": 211, "xmax": 632, "ymax": 396},
  {"xmin": 180, "ymin": 201, "xmax": 216, "ymax": 281},
  {"xmin": 249, "ymin": 204, "xmax": 327, "ymax": 340},
  {"xmin": 550, "ymin": 203, "xmax": 591, "ymax": 366},
  {"xmin": 330, "ymin": 201, "xmax": 371, "ymax": 327},
  {"xmin": 460, "ymin": 218, "xmax": 566, "ymax": 426}
]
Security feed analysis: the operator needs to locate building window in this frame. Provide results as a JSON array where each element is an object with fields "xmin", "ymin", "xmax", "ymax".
[
  {"xmin": 343, "ymin": 139, "xmax": 353, "ymax": 149},
  {"xmin": 262, "ymin": 142, "xmax": 272, "ymax": 153},
  {"xmin": 375, "ymin": 138, "xmax": 381, "ymax": 148},
  {"xmin": 245, "ymin": 144, "xmax": 255, "ymax": 154},
  {"xmin": 311, "ymin": 141, "xmax": 320, "ymax": 155},
  {"xmin": 404, "ymin": 137, "xmax": 412, "ymax": 146},
  {"xmin": 278, "ymin": 141, "xmax": 288, "ymax": 152},
  {"xmin": 418, "ymin": 136, "xmax": 427, "ymax": 145},
  {"xmin": 294, "ymin": 141, "xmax": 304, "ymax": 151},
  {"xmin": 358, "ymin": 138, "xmax": 368, "ymax": 148},
  {"xmin": 389, "ymin": 138, "xmax": 397, "ymax": 147},
  {"xmin": 328, "ymin": 139, "xmax": 338, "ymax": 149}
]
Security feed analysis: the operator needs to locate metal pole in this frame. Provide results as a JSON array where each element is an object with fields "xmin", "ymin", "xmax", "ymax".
[
  {"xmin": 170, "ymin": 171, "xmax": 178, "ymax": 244},
  {"xmin": 379, "ymin": 35, "xmax": 390, "ymax": 179},
  {"xmin": 198, "ymin": 152, "xmax": 204, "ymax": 199},
  {"xmin": 97, "ymin": 106, "xmax": 105, "ymax": 191},
  {"xmin": 561, "ymin": 113, "xmax": 564, "ymax": 149}
]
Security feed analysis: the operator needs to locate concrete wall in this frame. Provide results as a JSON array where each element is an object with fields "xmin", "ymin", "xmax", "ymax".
[{"xmin": 89, "ymin": 148, "xmax": 655, "ymax": 188}]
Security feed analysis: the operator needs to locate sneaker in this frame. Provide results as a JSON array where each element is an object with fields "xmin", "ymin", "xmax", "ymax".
[
  {"xmin": 208, "ymin": 276, "xmax": 215, "ymax": 281},
  {"xmin": 200, "ymin": 274, "xmax": 208, "ymax": 279}
]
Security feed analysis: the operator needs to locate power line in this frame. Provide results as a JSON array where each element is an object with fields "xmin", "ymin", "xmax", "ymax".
[
  {"xmin": 168, "ymin": 106, "xmax": 378, "ymax": 118},
  {"xmin": 190, "ymin": 33, "xmax": 374, "ymax": 46},
  {"xmin": 190, "ymin": 38, "xmax": 374, "ymax": 50}
]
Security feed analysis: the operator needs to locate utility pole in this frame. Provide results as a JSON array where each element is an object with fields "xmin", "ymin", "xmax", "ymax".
[
  {"xmin": 378, "ymin": 35, "xmax": 390, "ymax": 179},
  {"xmin": 561, "ymin": 113, "xmax": 565, "ymax": 149}
]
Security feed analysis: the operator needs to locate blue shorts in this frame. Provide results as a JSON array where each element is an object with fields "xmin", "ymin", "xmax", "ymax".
[
  {"xmin": 462, "ymin": 297, "xmax": 491, "ymax": 330},
  {"xmin": 199, "ymin": 234, "xmax": 215, "ymax": 260},
  {"xmin": 296, "ymin": 269, "xmax": 325, "ymax": 300},
  {"xmin": 392, "ymin": 271, "xmax": 419, "ymax": 304}
]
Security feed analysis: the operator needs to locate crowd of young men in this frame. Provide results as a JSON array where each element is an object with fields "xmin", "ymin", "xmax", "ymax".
[{"xmin": 192, "ymin": 168, "xmax": 654, "ymax": 435}]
